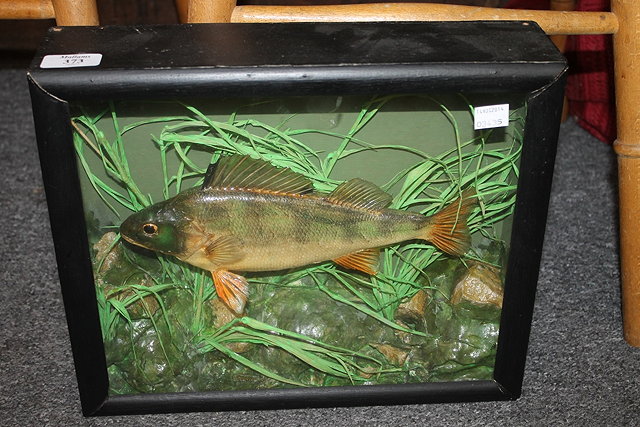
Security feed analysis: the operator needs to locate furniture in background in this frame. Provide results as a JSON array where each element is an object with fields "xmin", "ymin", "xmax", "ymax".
[
  {"xmin": 181, "ymin": 0, "xmax": 640, "ymax": 348},
  {"xmin": 5, "ymin": 0, "xmax": 638, "ymax": 347},
  {"xmin": 0, "ymin": 0, "xmax": 98, "ymax": 26}
]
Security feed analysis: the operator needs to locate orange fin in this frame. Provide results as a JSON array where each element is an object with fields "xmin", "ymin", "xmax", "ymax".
[
  {"xmin": 211, "ymin": 270, "xmax": 249, "ymax": 314},
  {"xmin": 333, "ymin": 248, "xmax": 380, "ymax": 275},
  {"xmin": 202, "ymin": 155, "xmax": 313, "ymax": 195},
  {"xmin": 327, "ymin": 178, "xmax": 392, "ymax": 210},
  {"xmin": 424, "ymin": 189, "xmax": 476, "ymax": 257}
]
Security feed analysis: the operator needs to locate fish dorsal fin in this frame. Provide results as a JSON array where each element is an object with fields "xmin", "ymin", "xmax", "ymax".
[
  {"xmin": 202, "ymin": 155, "xmax": 313, "ymax": 195},
  {"xmin": 327, "ymin": 178, "xmax": 392, "ymax": 210}
]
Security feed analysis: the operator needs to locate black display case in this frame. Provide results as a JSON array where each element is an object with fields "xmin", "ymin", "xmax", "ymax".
[{"xmin": 28, "ymin": 22, "xmax": 566, "ymax": 416}]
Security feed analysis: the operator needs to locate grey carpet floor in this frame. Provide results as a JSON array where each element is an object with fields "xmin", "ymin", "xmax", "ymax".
[{"xmin": 1, "ymin": 68, "xmax": 638, "ymax": 426}]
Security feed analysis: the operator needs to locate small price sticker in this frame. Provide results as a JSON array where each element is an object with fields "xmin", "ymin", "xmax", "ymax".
[
  {"xmin": 474, "ymin": 104, "xmax": 509, "ymax": 130},
  {"xmin": 40, "ymin": 53, "xmax": 102, "ymax": 69}
]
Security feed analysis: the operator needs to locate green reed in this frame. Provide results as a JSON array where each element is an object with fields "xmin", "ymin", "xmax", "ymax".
[{"xmin": 196, "ymin": 317, "xmax": 391, "ymax": 386}]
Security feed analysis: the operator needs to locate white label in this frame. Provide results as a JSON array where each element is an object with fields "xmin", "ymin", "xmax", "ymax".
[
  {"xmin": 40, "ymin": 53, "xmax": 102, "ymax": 69},
  {"xmin": 474, "ymin": 104, "xmax": 509, "ymax": 130}
]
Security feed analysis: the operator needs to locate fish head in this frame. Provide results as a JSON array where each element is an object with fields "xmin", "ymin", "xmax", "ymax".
[{"xmin": 120, "ymin": 200, "xmax": 187, "ymax": 256}]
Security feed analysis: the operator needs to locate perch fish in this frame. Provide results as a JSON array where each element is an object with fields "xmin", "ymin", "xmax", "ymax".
[{"xmin": 120, "ymin": 155, "xmax": 474, "ymax": 314}]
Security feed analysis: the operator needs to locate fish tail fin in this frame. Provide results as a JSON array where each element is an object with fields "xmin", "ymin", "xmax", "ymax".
[
  {"xmin": 421, "ymin": 189, "xmax": 475, "ymax": 257},
  {"xmin": 211, "ymin": 270, "xmax": 249, "ymax": 315}
]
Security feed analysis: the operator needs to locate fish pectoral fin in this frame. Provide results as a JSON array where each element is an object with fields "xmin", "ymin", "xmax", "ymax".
[
  {"xmin": 203, "ymin": 234, "xmax": 243, "ymax": 265},
  {"xmin": 211, "ymin": 270, "xmax": 248, "ymax": 314},
  {"xmin": 333, "ymin": 248, "xmax": 380, "ymax": 275}
]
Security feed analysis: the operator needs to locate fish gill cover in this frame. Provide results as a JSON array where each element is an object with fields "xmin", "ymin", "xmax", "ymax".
[{"xmin": 73, "ymin": 94, "xmax": 523, "ymax": 394}]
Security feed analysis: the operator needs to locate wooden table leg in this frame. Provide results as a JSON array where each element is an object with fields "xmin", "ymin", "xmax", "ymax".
[{"xmin": 612, "ymin": 0, "xmax": 640, "ymax": 347}]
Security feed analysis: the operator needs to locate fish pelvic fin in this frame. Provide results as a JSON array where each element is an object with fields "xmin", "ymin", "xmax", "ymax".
[
  {"xmin": 422, "ymin": 189, "xmax": 476, "ymax": 257},
  {"xmin": 211, "ymin": 269, "xmax": 249, "ymax": 315},
  {"xmin": 333, "ymin": 248, "xmax": 380, "ymax": 275}
]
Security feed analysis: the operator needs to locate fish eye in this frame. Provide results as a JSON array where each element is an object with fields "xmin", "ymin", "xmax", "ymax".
[{"xmin": 142, "ymin": 223, "xmax": 158, "ymax": 235}]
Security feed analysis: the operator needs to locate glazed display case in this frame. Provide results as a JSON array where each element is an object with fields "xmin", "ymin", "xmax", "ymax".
[{"xmin": 28, "ymin": 21, "xmax": 566, "ymax": 415}]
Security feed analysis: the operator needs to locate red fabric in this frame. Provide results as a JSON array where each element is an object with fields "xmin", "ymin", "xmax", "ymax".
[{"xmin": 505, "ymin": 0, "xmax": 616, "ymax": 143}]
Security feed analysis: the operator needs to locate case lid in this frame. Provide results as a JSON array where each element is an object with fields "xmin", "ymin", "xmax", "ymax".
[{"xmin": 28, "ymin": 22, "xmax": 567, "ymax": 99}]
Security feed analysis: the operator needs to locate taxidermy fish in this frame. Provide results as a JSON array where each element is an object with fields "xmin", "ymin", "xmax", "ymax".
[{"xmin": 120, "ymin": 155, "xmax": 475, "ymax": 314}]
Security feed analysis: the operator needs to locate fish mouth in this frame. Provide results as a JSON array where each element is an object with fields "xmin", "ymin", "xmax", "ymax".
[
  {"xmin": 119, "ymin": 225, "xmax": 150, "ymax": 250},
  {"xmin": 119, "ymin": 231, "xmax": 157, "ymax": 252},
  {"xmin": 119, "ymin": 232, "xmax": 137, "ymax": 246}
]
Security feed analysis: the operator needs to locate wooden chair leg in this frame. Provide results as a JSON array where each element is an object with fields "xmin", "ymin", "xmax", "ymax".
[
  {"xmin": 549, "ymin": 0, "xmax": 576, "ymax": 51},
  {"xmin": 51, "ymin": 0, "xmax": 98, "ymax": 25},
  {"xmin": 176, "ymin": 0, "xmax": 189, "ymax": 23},
  {"xmin": 549, "ymin": 0, "xmax": 576, "ymax": 122},
  {"xmin": 0, "ymin": 0, "xmax": 54, "ymax": 20},
  {"xmin": 188, "ymin": 0, "xmax": 236, "ymax": 23},
  {"xmin": 612, "ymin": 0, "xmax": 640, "ymax": 347}
]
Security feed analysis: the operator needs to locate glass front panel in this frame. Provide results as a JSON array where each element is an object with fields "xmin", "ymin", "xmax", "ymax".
[{"xmin": 71, "ymin": 93, "xmax": 525, "ymax": 395}]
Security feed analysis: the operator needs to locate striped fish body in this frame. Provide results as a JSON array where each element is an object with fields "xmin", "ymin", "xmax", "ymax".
[{"xmin": 175, "ymin": 188, "xmax": 428, "ymax": 273}]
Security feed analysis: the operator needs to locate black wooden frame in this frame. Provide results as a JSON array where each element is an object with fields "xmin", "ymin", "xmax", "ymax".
[{"xmin": 28, "ymin": 21, "xmax": 567, "ymax": 416}]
